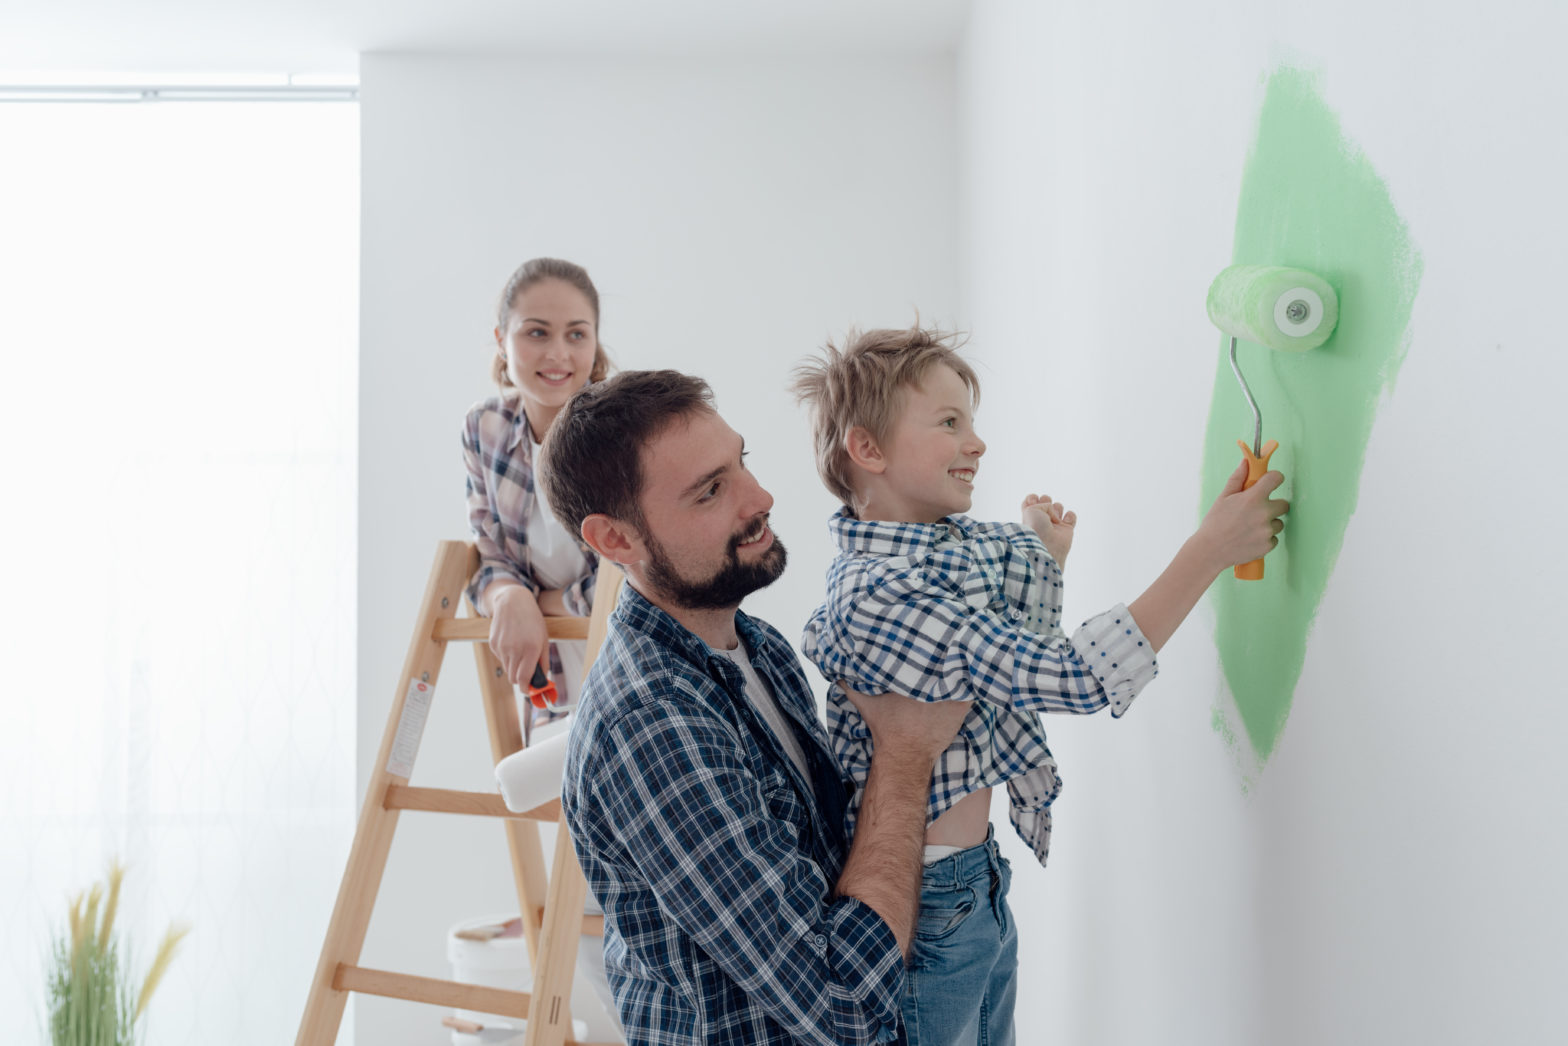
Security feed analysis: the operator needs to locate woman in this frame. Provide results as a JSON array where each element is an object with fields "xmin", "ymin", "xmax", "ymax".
[
  {"xmin": 463, "ymin": 257, "xmax": 611, "ymax": 712},
  {"xmin": 462, "ymin": 258, "xmax": 624, "ymax": 1041}
]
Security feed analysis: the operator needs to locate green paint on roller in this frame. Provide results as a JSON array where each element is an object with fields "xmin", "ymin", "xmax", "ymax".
[
  {"xmin": 1207, "ymin": 265, "xmax": 1339, "ymax": 354},
  {"xmin": 1201, "ymin": 66, "xmax": 1422, "ymax": 765}
]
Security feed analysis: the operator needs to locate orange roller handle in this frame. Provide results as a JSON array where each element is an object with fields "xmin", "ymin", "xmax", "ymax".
[
  {"xmin": 1234, "ymin": 438, "xmax": 1278, "ymax": 580},
  {"xmin": 525, "ymin": 663, "xmax": 560, "ymax": 709}
]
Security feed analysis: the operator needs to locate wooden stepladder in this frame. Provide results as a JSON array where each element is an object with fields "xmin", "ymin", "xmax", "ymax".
[{"xmin": 297, "ymin": 540, "xmax": 622, "ymax": 1046}]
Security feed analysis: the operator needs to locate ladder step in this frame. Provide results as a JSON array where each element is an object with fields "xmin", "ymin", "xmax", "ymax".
[
  {"xmin": 444, "ymin": 1025, "xmax": 618, "ymax": 1046},
  {"xmin": 332, "ymin": 963, "xmax": 530, "ymax": 1018},
  {"xmin": 434, "ymin": 617, "xmax": 590, "ymax": 642},
  {"xmin": 384, "ymin": 785, "xmax": 561, "ymax": 822},
  {"xmin": 296, "ymin": 549, "xmax": 623, "ymax": 1046}
]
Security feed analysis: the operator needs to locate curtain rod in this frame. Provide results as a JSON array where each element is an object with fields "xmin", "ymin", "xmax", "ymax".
[{"xmin": 0, "ymin": 84, "xmax": 358, "ymax": 103}]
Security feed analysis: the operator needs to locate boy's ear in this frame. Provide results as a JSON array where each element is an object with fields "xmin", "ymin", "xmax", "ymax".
[
  {"xmin": 844, "ymin": 426, "xmax": 886, "ymax": 475},
  {"xmin": 580, "ymin": 514, "xmax": 645, "ymax": 566}
]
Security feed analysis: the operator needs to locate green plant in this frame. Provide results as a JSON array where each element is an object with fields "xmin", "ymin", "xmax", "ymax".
[{"xmin": 46, "ymin": 863, "xmax": 189, "ymax": 1046}]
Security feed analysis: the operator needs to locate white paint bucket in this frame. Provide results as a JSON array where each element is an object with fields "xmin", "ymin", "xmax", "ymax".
[{"xmin": 446, "ymin": 914, "xmax": 588, "ymax": 1045}]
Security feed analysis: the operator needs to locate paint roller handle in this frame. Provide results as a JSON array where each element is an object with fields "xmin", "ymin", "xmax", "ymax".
[{"xmin": 1234, "ymin": 439, "xmax": 1279, "ymax": 580}]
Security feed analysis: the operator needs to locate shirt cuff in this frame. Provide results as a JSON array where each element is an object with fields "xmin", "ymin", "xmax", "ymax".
[
  {"xmin": 1071, "ymin": 603, "xmax": 1158, "ymax": 717},
  {"xmin": 561, "ymin": 573, "xmax": 595, "ymax": 618},
  {"xmin": 466, "ymin": 563, "xmax": 534, "ymax": 615},
  {"xmin": 821, "ymin": 896, "xmax": 905, "ymax": 1043},
  {"xmin": 1021, "ymin": 547, "xmax": 1068, "ymax": 636}
]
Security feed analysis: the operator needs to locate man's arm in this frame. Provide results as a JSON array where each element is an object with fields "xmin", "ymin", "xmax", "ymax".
[{"xmin": 834, "ymin": 689, "xmax": 972, "ymax": 959}]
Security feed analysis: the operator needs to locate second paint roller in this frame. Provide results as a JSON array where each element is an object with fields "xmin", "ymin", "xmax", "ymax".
[{"xmin": 1206, "ymin": 264, "xmax": 1339, "ymax": 580}]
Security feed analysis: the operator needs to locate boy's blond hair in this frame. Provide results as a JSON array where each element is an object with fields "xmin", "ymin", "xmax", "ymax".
[{"xmin": 791, "ymin": 324, "xmax": 981, "ymax": 508}]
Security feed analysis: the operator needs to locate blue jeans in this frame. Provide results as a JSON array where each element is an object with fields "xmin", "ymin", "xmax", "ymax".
[{"xmin": 902, "ymin": 830, "xmax": 1017, "ymax": 1046}]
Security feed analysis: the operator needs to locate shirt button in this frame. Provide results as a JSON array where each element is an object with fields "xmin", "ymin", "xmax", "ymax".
[{"xmin": 814, "ymin": 934, "xmax": 828, "ymax": 953}]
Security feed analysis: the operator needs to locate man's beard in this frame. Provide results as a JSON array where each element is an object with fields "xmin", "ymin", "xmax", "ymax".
[{"xmin": 643, "ymin": 515, "xmax": 788, "ymax": 611}]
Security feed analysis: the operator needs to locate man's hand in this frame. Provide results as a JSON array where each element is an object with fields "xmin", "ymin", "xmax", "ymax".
[
  {"xmin": 843, "ymin": 687, "xmax": 972, "ymax": 764},
  {"xmin": 1022, "ymin": 493, "xmax": 1076, "ymax": 567}
]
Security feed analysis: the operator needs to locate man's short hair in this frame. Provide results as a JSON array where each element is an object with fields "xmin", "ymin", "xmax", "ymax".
[
  {"xmin": 539, "ymin": 369, "xmax": 716, "ymax": 537},
  {"xmin": 791, "ymin": 325, "xmax": 980, "ymax": 508}
]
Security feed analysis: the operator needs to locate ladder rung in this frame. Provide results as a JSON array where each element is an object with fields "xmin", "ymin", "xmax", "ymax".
[
  {"xmin": 536, "ymin": 905, "xmax": 605, "ymax": 938},
  {"xmin": 443, "ymin": 1021, "xmax": 618, "ymax": 1046},
  {"xmin": 434, "ymin": 616, "xmax": 590, "ymax": 642},
  {"xmin": 384, "ymin": 785, "xmax": 561, "ymax": 822},
  {"xmin": 332, "ymin": 963, "xmax": 530, "ymax": 1018}
]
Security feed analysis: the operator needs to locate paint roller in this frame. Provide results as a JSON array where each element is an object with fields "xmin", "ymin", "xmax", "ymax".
[{"xmin": 1206, "ymin": 264, "xmax": 1339, "ymax": 580}]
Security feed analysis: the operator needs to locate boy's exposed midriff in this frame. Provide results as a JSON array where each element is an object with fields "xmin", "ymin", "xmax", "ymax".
[{"xmin": 924, "ymin": 786, "xmax": 991, "ymax": 848}]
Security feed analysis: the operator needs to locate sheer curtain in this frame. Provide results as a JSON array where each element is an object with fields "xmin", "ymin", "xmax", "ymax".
[{"xmin": 0, "ymin": 100, "xmax": 358, "ymax": 1043}]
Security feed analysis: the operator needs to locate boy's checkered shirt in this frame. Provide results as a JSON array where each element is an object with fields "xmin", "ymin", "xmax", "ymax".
[{"xmin": 801, "ymin": 509, "xmax": 1159, "ymax": 866}]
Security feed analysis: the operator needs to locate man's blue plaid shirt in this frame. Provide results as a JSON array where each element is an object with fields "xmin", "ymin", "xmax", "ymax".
[
  {"xmin": 801, "ymin": 510, "xmax": 1159, "ymax": 866},
  {"xmin": 562, "ymin": 584, "xmax": 907, "ymax": 1045}
]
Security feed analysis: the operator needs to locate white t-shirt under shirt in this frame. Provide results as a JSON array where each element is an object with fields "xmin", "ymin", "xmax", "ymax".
[
  {"xmin": 719, "ymin": 638, "xmax": 958, "ymax": 866},
  {"xmin": 530, "ymin": 432, "xmax": 591, "ymax": 697},
  {"xmin": 716, "ymin": 640, "xmax": 811, "ymax": 784},
  {"xmin": 528, "ymin": 431, "xmax": 592, "ymax": 589}
]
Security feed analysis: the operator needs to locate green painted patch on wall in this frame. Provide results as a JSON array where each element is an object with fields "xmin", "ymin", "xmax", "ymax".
[{"xmin": 1201, "ymin": 66, "xmax": 1421, "ymax": 764}]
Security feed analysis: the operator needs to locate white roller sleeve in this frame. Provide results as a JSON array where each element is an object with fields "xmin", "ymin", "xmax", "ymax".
[{"xmin": 495, "ymin": 729, "xmax": 570, "ymax": 814}]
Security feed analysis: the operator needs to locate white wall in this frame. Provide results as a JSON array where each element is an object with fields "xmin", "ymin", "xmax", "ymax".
[
  {"xmin": 356, "ymin": 52, "xmax": 957, "ymax": 1045},
  {"xmin": 958, "ymin": 2, "xmax": 1567, "ymax": 1044}
]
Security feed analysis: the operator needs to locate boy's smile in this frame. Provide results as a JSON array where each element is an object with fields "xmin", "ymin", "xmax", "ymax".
[{"xmin": 866, "ymin": 363, "xmax": 986, "ymax": 524}]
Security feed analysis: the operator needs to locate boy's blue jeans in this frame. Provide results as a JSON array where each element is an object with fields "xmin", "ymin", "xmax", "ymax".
[{"xmin": 902, "ymin": 829, "xmax": 1017, "ymax": 1046}]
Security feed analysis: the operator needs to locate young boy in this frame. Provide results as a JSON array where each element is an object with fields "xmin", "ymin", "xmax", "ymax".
[{"xmin": 792, "ymin": 325, "xmax": 1287, "ymax": 1045}]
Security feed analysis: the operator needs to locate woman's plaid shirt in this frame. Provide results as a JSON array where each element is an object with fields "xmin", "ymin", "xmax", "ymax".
[
  {"xmin": 801, "ymin": 509, "xmax": 1159, "ymax": 866},
  {"xmin": 462, "ymin": 395, "xmax": 598, "ymax": 615}
]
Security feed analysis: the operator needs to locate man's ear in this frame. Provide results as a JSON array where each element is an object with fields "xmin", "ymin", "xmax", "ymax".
[
  {"xmin": 844, "ymin": 426, "xmax": 886, "ymax": 475},
  {"xmin": 581, "ymin": 514, "xmax": 644, "ymax": 566}
]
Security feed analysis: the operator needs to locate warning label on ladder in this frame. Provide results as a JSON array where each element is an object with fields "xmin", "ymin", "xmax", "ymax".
[{"xmin": 387, "ymin": 678, "xmax": 434, "ymax": 779}]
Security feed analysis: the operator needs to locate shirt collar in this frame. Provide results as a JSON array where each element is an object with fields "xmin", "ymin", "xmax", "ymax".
[
  {"xmin": 826, "ymin": 506, "xmax": 976, "ymax": 557},
  {"xmin": 499, "ymin": 395, "xmax": 532, "ymax": 453},
  {"xmin": 506, "ymin": 379, "xmax": 610, "ymax": 453},
  {"xmin": 611, "ymin": 583, "xmax": 777, "ymax": 672}
]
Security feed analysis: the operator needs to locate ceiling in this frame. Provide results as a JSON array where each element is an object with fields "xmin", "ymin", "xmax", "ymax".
[{"xmin": 0, "ymin": 0, "xmax": 973, "ymax": 79}]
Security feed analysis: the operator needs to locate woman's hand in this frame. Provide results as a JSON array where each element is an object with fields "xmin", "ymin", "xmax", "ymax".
[{"xmin": 488, "ymin": 583, "xmax": 550, "ymax": 686}]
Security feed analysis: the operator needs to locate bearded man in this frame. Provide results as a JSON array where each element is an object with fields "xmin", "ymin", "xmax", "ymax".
[{"xmin": 540, "ymin": 370, "xmax": 967, "ymax": 1045}]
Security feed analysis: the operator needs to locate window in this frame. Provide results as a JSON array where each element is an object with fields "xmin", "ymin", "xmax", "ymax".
[{"xmin": 0, "ymin": 98, "xmax": 358, "ymax": 1043}]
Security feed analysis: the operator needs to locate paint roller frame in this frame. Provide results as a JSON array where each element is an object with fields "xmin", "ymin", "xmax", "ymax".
[{"xmin": 1206, "ymin": 264, "xmax": 1340, "ymax": 580}]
